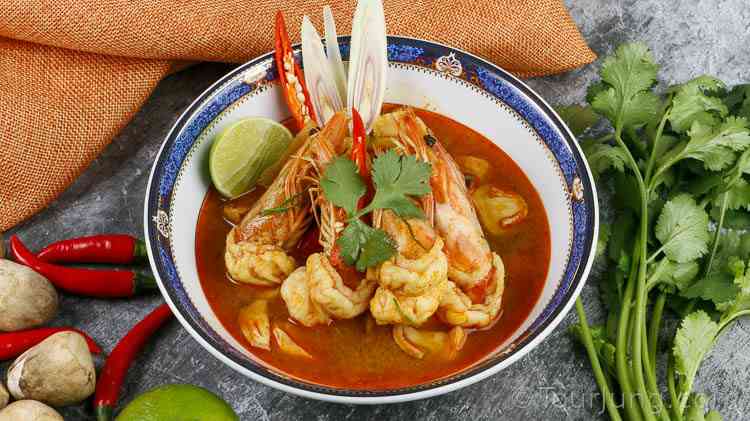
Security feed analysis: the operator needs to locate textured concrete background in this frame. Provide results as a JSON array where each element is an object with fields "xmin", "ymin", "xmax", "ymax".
[{"xmin": 5, "ymin": 0, "xmax": 750, "ymax": 419}]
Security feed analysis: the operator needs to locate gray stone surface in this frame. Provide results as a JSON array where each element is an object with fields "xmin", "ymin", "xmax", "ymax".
[{"xmin": 4, "ymin": 1, "xmax": 750, "ymax": 419}]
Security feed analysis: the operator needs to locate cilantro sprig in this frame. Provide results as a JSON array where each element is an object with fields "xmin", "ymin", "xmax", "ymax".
[
  {"xmin": 320, "ymin": 149, "xmax": 432, "ymax": 271},
  {"xmin": 560, "ymin": 42, "xmax": 750, "ymax": 420}
]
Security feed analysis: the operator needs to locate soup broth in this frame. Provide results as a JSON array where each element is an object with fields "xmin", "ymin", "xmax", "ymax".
[{"xmin": 196, "ymin": 107, "xmax": 550, "ymax": 389}]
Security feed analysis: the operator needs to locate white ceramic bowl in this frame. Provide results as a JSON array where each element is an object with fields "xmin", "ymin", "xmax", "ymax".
[{"xmin": 144, "ymin": 36, "xmax": 598, "ymax": 404}]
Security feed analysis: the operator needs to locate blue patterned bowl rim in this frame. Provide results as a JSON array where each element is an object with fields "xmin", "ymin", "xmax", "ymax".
[{"xmin": 144, "ymin": 36, "xmax": 598, "ymax": 404}]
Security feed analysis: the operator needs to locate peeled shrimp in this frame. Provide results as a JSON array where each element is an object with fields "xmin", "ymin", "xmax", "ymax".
[
  {"xmin": 368, "ymin": 217, "xmax": 448, "ymax": 326},
  {"xmin": 392, "ymin": 325, "xmax": 467, "ymax": 359},
  {"xmin": 225, "ymin": 113, "xmax": 348, "ymax": 286},
  {"xmin": 438, "ymin": 253, "xmax": 505, "ymax": 328},
  {"xmin": 280, "ymin": 267, "xmax": 331, "ymax": 327}
]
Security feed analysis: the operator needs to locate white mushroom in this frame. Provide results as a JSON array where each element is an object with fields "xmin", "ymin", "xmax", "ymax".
[
  {"xmin": 0, "ymin": 259, "xmax": 58, "ymax": 331},
  {"xmin": 0, "ymin": 400, "xmax": 63, "ymax": 421},
  {"xmin": 6, "ymin": 331, "xmax": 95, "ymax": 406},
  {"xmin": 456, "ymin": 155, "xmax": 491, "ymax": 185},
  {"xmin": 471, "ymin": 185, "xmax": 529, "ymax": 235}
]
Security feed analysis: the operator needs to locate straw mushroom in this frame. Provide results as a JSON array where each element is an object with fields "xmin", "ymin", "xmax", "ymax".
[
  {"xmin": 0, "ymin": 259, "xmax": 58, "ymax": 331},
  {"xmin": 6, "ymin": 331, "xmax": 95, "ymax": 406},
  {"xmin": 0, "ymin": 400, "xmax": 64, "ymax": 421}
]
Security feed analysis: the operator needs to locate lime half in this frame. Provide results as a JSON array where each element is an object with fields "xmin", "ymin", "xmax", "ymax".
[
  {"xmin": 115, "ymin": 384, "xmax": 238, "ymax": 421},
  {"xmin": 209, "ymin": 117, "xmax": 293, "ymax": 198}
]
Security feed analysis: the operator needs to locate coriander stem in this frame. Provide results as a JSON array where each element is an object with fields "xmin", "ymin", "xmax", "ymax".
[
  {"xmin": 667, "ymin": 355, "xmax": 683, "ymax": 421},
  {"xmin": 644, "ymin": 105, "xmax": 671, "ymax": 183},
  {"xmin": 705, "ymin": 191, "xmax": 729, "ymax": 277},
  {"xmin": 648, "ymin": 293, "xmax": 666, "ymax": 369},
  {"xmin": 616, "ymin": 235, "xmax": 643, "ymax": 421},
  {"xmin": 645, "ymin": 246, "xmax": 665, "ymax": 265},
  {"xmin": 575, "ymin": 299, "xmax": 624, "ymax": 421},
  {"xmin": 644, "ymin": 259, "xmax": 669, "ymax": 291},
  {"xmin": 718, "ymin": 310, "xmax": 750, "ymax": 333},
  {"xmin": 614, "ymin": 127, "xmax": 658, "ymax": 421},
  {"xmin": 641, "ymin": 324, "xmax": 670, "ymax": 421}
]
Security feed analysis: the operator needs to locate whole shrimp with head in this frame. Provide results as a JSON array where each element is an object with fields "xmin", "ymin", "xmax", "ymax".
[
  {"xmin": 414, "ymin": 109, "xmax": 506, "ymax": 328},
  {"xmin": 368, "ymin": 110, "xmax": 449, "ymax": 327},
  {"xmin": 225, "ymin": 117, "xmax": 347, "ymax": 287}
]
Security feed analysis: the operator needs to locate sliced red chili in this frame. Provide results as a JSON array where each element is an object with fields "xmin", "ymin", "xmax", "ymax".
[
  {"xmin": 0, "ymin": 327, "xmax": 102, "ymax": 360},
  {"xmin": 94, "ymin": 304, "xmax": 173, "ymax": 421},
  {"xmin": 36, "ymin": 234, "xmax": 146, "ymax": 264},
  {"xmin": 275, "ymin": 10, "xmax": 317, "ymax": 131},
  {"xmin": 9, "ymin": 236, "xmax": 157, "ymax": 298},
  {"xmin": 351, "ymin": 107, "xmax": 373, "ymax": 210},
  {"xmin": 351, "ymin": 107, "xmax": 369, "ymax": 177}
]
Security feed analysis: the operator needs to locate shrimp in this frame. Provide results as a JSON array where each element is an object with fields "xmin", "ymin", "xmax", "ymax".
[
  {"xmin": 374, "ymin": 108, "xmax": 492, "ymax": 290},
  {"xmin": 280, "ymin": 267, "xmax": 331, "ymax": 327},
  {"xmin": 392, "ymin": 325, "xmax": 467, "ymax": 359},
  {"xmin": 368, "ymin": 111, "xmax": 449, "ymax": 326},
  {"xmin": 374, "ymin": 108, "xmax": 505, "ymax": 328},
  {"xmin": 225, "ymin": 114, "xmax": 348, "ymax": 286},
  {"xmin": 438, "ymin": 253, "xmax": 505, "ymax": 328},
  {"xmin": 280, "ymin": 112, "xmax": 377, "ymax": 323}
]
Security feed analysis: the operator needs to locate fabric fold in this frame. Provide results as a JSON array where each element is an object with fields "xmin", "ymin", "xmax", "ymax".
[{"xmin": 0, "ymin": 0, "xmax": 595, "ymax": 230}]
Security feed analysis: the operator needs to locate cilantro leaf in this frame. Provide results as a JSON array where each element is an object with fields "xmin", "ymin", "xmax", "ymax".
[
  {"xmin": 725, "ymin": 83, "xmax": 750, "ymax": 119},
  {"xmin": 337, "ymin": 220, "xmax": 366, "ymax": 266},
  {"xmin": 673, "ymin": 311, "xmax": 720, "ymax": 412},
  {"xmin": 590, "ymin": 43, "xmax": 661, "ymax": 129},
  {"xmin": 682, "ymin": 117, "xmax": 750, "ymax": 171},
  {"xmin": 355, "ymin": 227, "xmax": 397, "ymax": 271},
  {"xmin": 367, "ymin": 150, "xmax": 432, "ymax": 218},
  {"xmin": 336, "ymin": 219, "xmax": 397, "ymax": 271},
  {"xmin": 713, "ymin": 179, "xmax": 750, "ymax": 211},
  {"xmin": 320, "ymin": 156, "xmax": 367, "ymax": 215},
  {"xmin": 669, "ymin": 76, "xmax": 728, "ymax": 133},
  {"xmin": 581, "ymin": 142, "xmax": 628, "ymax": 177},
  {"xmin": 655, "ymin": 194, "xmax": 710, "ymax": 262},
  {"xmin": 654, "ymin": 260, "xmax": 700, "ymax": 293},
  {"xmin": 681, "ymin": 269, "xmax": 740, "ymax": 308},
  {"xmin": 555, "ymin": 104, "xmax": 600, "ymax": 136}
]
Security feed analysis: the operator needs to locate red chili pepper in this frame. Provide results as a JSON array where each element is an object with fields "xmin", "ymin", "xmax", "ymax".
[
  {"xmin": 351, "ymin": 107, "xmax": 369, "ymax": 179},
  {"xmin": 36, "ymin": 234, "xmax": 147, "ymax": 264},
  {"xmin": 9, "ymin": 236, "xmax": 157, "ymax": 298},
  {"xmin": 275, "ymin": 10, "xmax": 317, "ymax": 132},
  {"xmin": 94, "ymin": 304, "xmax": 173, "ymax": 421},
  {"xmin": 0, "ymin": 327, "xmax": 102, "ymax": 360},
  {"xmin": 351, "ymin": 107, "xmax": 373, "ymax": 211}
]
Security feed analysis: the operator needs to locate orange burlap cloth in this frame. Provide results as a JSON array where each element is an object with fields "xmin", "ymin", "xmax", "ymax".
[{"xmin": 0, "ymin": 0, "xmax": 595, "ymax": 230}]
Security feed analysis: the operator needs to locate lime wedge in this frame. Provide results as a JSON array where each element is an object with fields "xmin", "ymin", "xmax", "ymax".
[
  {"xmin": 115, "ymin": 384, "xmax": 238, "ymax": 421},
  {"xmin": 209, "ymin": 117, "xmax": 293, "ymax": 198}
]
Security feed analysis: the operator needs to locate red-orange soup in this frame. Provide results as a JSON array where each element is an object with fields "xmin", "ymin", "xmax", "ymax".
[{"xmin": 196, "ymin": 108, "xmax": 550, "ymax": 389}]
